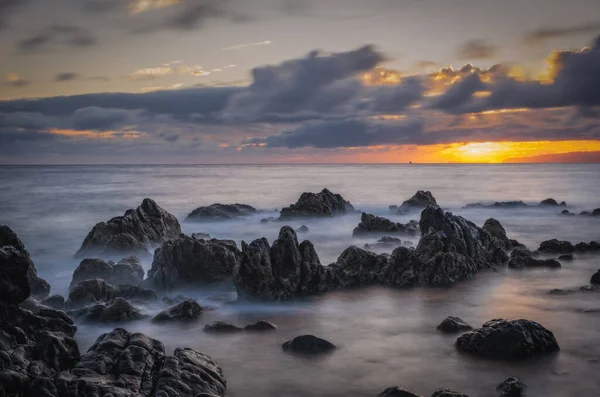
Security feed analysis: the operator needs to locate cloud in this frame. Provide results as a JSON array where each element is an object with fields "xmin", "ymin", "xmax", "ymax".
[
  {"xmin": 4, "ymin": 73, "xmax": 30, "ymax": 88},
  {"xmin": 17, "ymin": 25, "xmax": 97, "ymax": 53},
  {"xmin": 127, "ymin": 61, "xmax": 209, "ymax": 80},
  {"xmin": 457, "ymin": 39, "xmax": 498, "ymax": 60},
  {"xmin": 0, "ymin": 0, "xmax": 28, "ymax": 30},
  {"xmin": 221, "ymin": 40, "xmax": 272, "ymax": 51},
  {"xmin": 130, "ymin": 0, "xmax": 183, "ymax": 15},
  {"xmin": 525, "ymin": 21, "xmax": 600, "ymax": 45},
  {"xmin": 55, "ymin": 72, "xmax": 79, "ymax": 82},
  {"xmin": 70, "ymin": 107, "xmax": 147, "ymax": 131},
  {"xmin": 429, "ymin": 73, "xmax": 485, "ymax": 112}
]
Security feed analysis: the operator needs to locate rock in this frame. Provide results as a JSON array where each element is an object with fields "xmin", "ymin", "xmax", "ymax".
[
  {"xmin": 70, "ymin": 297, "xmax": 144, "ymax": 323},
  {"xmin": 496, "ymin": 377, "xmax": 526, "ymax": 397},
  {"xmin": 456, "ymin": 318, "xmax": 559, "ymax": 360},
  {"xmin": 437, "ymin": 316, "xmax": 473, "ymax": 333},
  {"xmin": 282, "ymin": 335, "xmax": 336, "ymax": 354},
  {"xmin": 465, "ymin": 201, "xmax": 528, "ymax": 209},
  {"xmin": 74, "ymin": 198, "xmax": 181, "ymax": 258},
  {"xmin": 548, "ymin": 289, "xmax": 575, "ymax": 295},
  {"xmin": 146, "ymin": 235, "xmax": 241, "ymax": 290},
  {"xmin": 591, "ymin": 270, "xmax": 600, "ymax": 285},
  {"xmin": 329, "ymin": 246, "xmax": 388, "ymax": 288},
  {"xmin": 0, "ymin": 225, "xmax": 50, "ymax": 299},
  {"xmin": 186, "ymin": 203, "xmax": 257, "ymax": 222},
  {"xmin": 508, "ymin": 248, "xmax": 561, "ymax": 269},
  {"xmin": 66, "ymin": 279, "xmax": 157, "ymax": 309},
  {"xmin": 377, "ymin": 386, "xmax": 421, "ymax": 397},
  {"xmin": 580, "ymin": 285, "xmax": 596, "ymax": 292},
  {"xmin": 558, "ymin": 254, "xmax": 574, "ymax": 261},
  {"xmin": 260, "ymin": 217, "xmax": 275, "ymax": 224},
  {"xmin": 192, "ymin": 232, "xmax": 211, "ymax": 239},
  {"xmin": 203, "ymin": 321, "xmax": 244, "ymax": 333},
  {"xmin": 592, "ymin": 208, "xmax": 600, "ymax": 216},
  {"xmin": 296, "ymin": 225, "xmax": 309, "ymax": 233},
  {"xmin": 537, "ymin": 239, "xmax": 574, "ymax": 254},
  {"xmin": 244, "ymin": 320, "xmax": 277, "ymax": 331},
  {"xmin": 0, "ymin": 246, "xmax": 31, "ymax": 304},
  {"xmin": 40, "ymin": 295, "xmax": 65, "ymax": 310},
  {"xmin": 279, "ymin": 188, "xmax": 354, "ymax": 218},
  {"xmin": 69, "ymin": 256, "xmax": 144, "ymax": 288},
  {"xmin": 431, "ymin": 390, "xmax": 469, "ymax": 397},
  {"xmin": 152, "ymin": 299, "xmax": 205, "ymax": 322},
  {"xmin": 394, "ymin": 190, "xmax": 438, "ymax": 213},
  {"xmin": 353, "ymin": 213, "xmax": 419, "ymax": 237},
  {"xmin": 574, "ymin": 241, "xmax": 600, "ymax": 252},
  {"xmin": 539, "ymin": 198, "xmax": 565, "ymax": 206},
  {"xmin": 364, "ymin": 236, "xmax": 403, "ymax": 250},
  {"xmin": 482, "ymin": 218, "xmax": 514, "ymax": 248},
  {"xmin": 559, "ymin": 209, "xmax": 572, "ymax": 215}
]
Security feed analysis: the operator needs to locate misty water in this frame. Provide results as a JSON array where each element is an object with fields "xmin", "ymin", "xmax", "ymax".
[{"xmin": 1, "ymin": 164, "xmax": 600, "ymax": 397}]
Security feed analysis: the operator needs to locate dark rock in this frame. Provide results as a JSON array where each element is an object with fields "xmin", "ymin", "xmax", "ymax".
[
  {"xmin": 66, "ymin": 279, "xmax": 157, "ymax": 309},
  {"xmin": 260, "ymin": 217, "xmax": 275, "ymax": 224},
  {"xmin": 353, "ymin": 213, "xmax": 419, "ymax": 237},
  {"xmin": 537, "ymin": 239, "xmax": 574, "ymax": 254},
  {"xmin": 70, "ymin": 256, "xmax": 144, "ymax": 288},
  {"xmin": 482, "ymin": 218, "xmax": 514, "ymax": 249},
  {"xmin": 437, "ymin": 316, "xmax": 472, "ymax": 333},
  {"xmin": 40, "ymin": 295, "xmax": 65, "ymax": 310},
  {"xmin": 394, "ymin": 190, "xmax": 438, "ymax": 213},
  {"xmin": 456, "ymin": 318, "xmax": 559, "ymax": 360},
  {"xmin": 282, "ymin": 335, "xmax": 336, "ymax": 355},
  {"xmin": 496, "ymin": 377, "xmax": 526, "ymax": 397},
  {"xmin": 279, "ymin": 188, "xmax": 354, "ymax": 218},
  {"xmin": 153, "ymin": 299, "xmax": 205, "ymax": 322},
  {"xmin": 548, "ymin": 289, "xmax": 575, "ymax": 295},
  {"xmin": 204, "ymin": 321, "xmax": 244, "ymax": 333},
  {"xmin": 574, "ymin": 241, "xmax": 600, "ymax": 252},
  {"xmin": 580, "ymin": 211, "xmax": 591, "ymax": 216},
  {"xmin": 592, "ymin": 208, "xmax": 600, "ymax": 216},
  {"xmin": 186, "ymin": 203, "xmax": 257, "ymax": 222},
  {"xmin": 465, "ymin": 201, "xmax": 528, "ymax": 209},
  {"xmin": 146, "ymin": 235, "xmax": 241, "ymax": 290},
  {"xmin": 580, "ymin": 285, "xmax": 596, "ymax": 292},
  {"xmin": 377, "ymin": 386, "xmax": 421, "ymax": 397},
  {"xmin": 364, "ymin": 236, "xmax": 403, "ymax": 250},
  {"xmin": 591, "ymin": 270, "xmax": 600, "ymax": 285},
  {"xmin": 539, "ymin": 198, "xmax": 565, "ymax": 206},
  {"xmin": 70, "ymin": 297, "xmax": 144, "ymax": 323},
  {"xmin": 0, "ymin": 246, "xmax": 31, "ymax": 304},
  {"xmin": 192, "ymin": 232, "xmax": 211, "ymax": 239},
  {"xmin": 244, "ymin": 320, "xmax": 277, "ymax": 331},
  {"xmin": 75, "ymin": 198, "xmax": 181, "ymax": 258},
  {"xmin": 508, "ymin": 248, "xmax": 561, "ymax": 269},
  {"xmin": 297, "ymin": 225, "xmax": 309, "ymax": 233},
  {"xmin": 431, "ymin": 389, "xmax": 469, "ymax": 397},
  {"xmin": 329, "ymin": 246, "xmax": 388, "ymax": 288},
  {"xmin": 558, "ymin": 254, "xmax": 574, "ymax": 261}
]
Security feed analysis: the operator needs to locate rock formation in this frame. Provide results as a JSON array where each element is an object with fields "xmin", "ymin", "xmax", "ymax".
[
  {"xmin": 282, "ymin": 335, "xmax": 336, "ymax": 354},
  {"xmin": 508, "ymin": 248, "xmax": 561, "ymax": 269},
  {"xmin": 70, "ymin": 256, "xmax": 144, "ymax": 288},
  {"xmin": 152, "ymin": 299, "xmax": 205, "ymax": 322},
  {"xmin": 186, "ymin": 203, "xmax": 257, "ymax": 221},
  {"xmin": 279, "ymin": 188, "xmax": 354, "ymax": 218},
  {"xmin": 353, "ymin": 213, "xmax": 419, "ymax": 237},
  {"xmin": 392, "ymin": 190, "xmax": 438, "ymax": 213},
  {"xmin": 69, "ymin": 297, "xmax": 144, "ymax": 323},
  {"xmin": 496, "ymin": 377, "xmax": 526, "ymax": 397},
  {"xmin": 66, "ymin": 279, "xmax": 157, "ymax": 309},
  {"xmin": 436, "ymin": 316, "xmax": 473, "ymax": 333}
]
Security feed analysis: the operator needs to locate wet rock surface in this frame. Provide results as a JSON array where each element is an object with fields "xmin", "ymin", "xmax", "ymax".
[
  {"xmin": 496, "ymin": 377, "xmax": 526, "ymax": 397},
  {"xmin": 70, "ymin": 256, "xmax": 144, "ymax": 288},
  {"xmin": 393, "ymin": 190, "xmax": 438, "ymax": 213},
  {"xmin": 282, "ymin": 335, "xmax": 336, "ymax": 355},
  {"xmin": 152, "ymin": 299, "xmax": 205, "ymax": 322},
  {"xmin": 69, "ymin": 297, "xmax": 144, "ymax": 323},
  {"xmin": 279, "ymin": 188, "xmax": 354, "ymax": 218},
  {"xmin": 353, "ymin": 213, "xmax": 419, "ymax": 237},
  {"xmin": 456, "ymin": 318, "xmax": 559, "ymax": 360},
  {"xmin": 66, "ymin": 279, "xmax": 157, "ymax": 309},
  {"xmin": 75, "ymin": 198, "xmax": 181, "ymax": 258},
  {"xmin": 146, "ymin": 235, "xmax": 242, "ymax": 289},
  {"xmin": 437, "ymin": 316, "xmax": 473, "ymax": 333},
  {"xmin": 186, "ymin": 203, "xmax": 257, "ymax": 221},
  {"xmin": 508, "ymin": 248, "xmax": 561, "ymax": 269}
]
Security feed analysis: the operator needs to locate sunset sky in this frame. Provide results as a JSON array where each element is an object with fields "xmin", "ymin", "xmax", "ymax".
[{"xmin": 1, "ymin": 0, "xmax": 599, "ymax": 164}]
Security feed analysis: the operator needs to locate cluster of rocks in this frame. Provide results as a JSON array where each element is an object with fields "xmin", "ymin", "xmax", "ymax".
[
  {"xmin": 537, "ymin": 239, "xmax": 600, "ymax": 254},
  {"xmin": 186, "ymin": 203, "xmax": 257, "ymax": 222},
  {"xmin": 69, "ymin": 256, "xmax": 144, "ymax": 288},
  {"xmin": 353, "ymin": 213, "xmax": 419, "ymax": 237},
  {"xmin": 508, "ymin": 248, "xmax": 561, "ymax": 269},
  {"xmin": 390, "ymin": 190, "xmax": 438, "ymax": 214},
  {"xmin": 74, "ymin": 198, "xmax": 181, "ymax": 258},
  {"xmin": 560, "ymin": 208, "xmax": 600, "ymax": 216},
  {"xmin": 204, "ymin": 320, "xmax": 277, "ymax": 333},
  {"xmin": 279, "ymin": 188, "xmax": 354, "ymax": 219},
  {"xmin": 376, "ymin": 376, "xmax": 526, "ymax": 397},
  {"xmin": 364, "ymin": 237, "xmax": 412, "ymax": 250},
  {"xmin": 465, "ymin": 198, "xmax": 567, "ymax": 209}
]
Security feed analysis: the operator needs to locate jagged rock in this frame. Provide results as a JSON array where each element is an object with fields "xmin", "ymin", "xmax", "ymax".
[
  {"xmin": 456, "ymin": 318, "xmax": 559, "ymax": 360},
  {"xmin": 245, "ymin": 320, "xmax": 277, "ymax": 331},
  {"xmin": 482, "ymin": 218, "xmax": 514, "ymax": 249},
  {"xmin": 40, "ymin": 295, "xmax": 65, "ymax": 310},
  {"xmin": 591, "ymin": 270, "xmax": 600, "ymax": 285},
  {"xmin": 192, "ymin": 232, "xmax": 211, "ymax": 239},
  {"xmin": 186, "ymin": 203, "xmax": 257, "ymax": 222},
  {"xmin": 70, "ymin": 256, "xmax": 144, "ymax": 288},
  {"xmin": 537, "ymin": 239, "xmax": 574, "ymax": 254},
  {"xmin": 0, "ymin": 225, "xmax": 50, "ymax": 299},
  {"xmin": 70, "ymin": 297, "xmax": 144, "ymax": 323},
  {"xmin": 437, "ymin": 316, "xmax": 472, "ymax": 333},
  {"xmin": 377, "ymin": 386, "xmax": 421, "ymax": 397},
  {"xmin": 152, "ymin": 299, "xmax": 204, "ymax": 322},
  {"xmin": 279, "ymin": 188, "xmax": 354, "ymax": 218},
  {"xmin": 508, "ymin": 248, "xmax": 561, "ymax": 269},
  {"xmin": 204, "ymin": 321, "xmax": 244, "ymax": 333},
  {"xmin": 329, "ymin": 246, "xmax": 388, "ymax": 288},
  {"xmin": 431, "ymin": 390, "xmax": 469, "ymax": 397},
  {"xmin": 364, "ymin": 236, "xmax": 403, "ymax": 250},
  {"xmin": 465, "ymin": 201, "xmax": 527, "ymax": 209},
  {"xmin": 74, "ymin": 198, "xmax": 181, "ymax": 258},
  {"xmin": 558, "ymin": 254, "xmax": 574, "ymax": 261},
  {"xmin": 496, "ymin": 377, "xmax": 526, "ymax": 397},
  {"xmin": 146, "ymin": 235, "xmax": 241, "ymax": 290},
  {"xmin": 539, "ymin": 198, "xmax": 566, "ymax": 206},
  {"xmin": 0, "ymin": 246, "xmax": 31, "ymax": 304},
  {"xmin": 353, "ymin": 213, "xmax": 419, "ymax": 237},
  {"xmin": 282, "ymin": 335, "xmax": 336, "ymax": 355},
  {"xmin": 574, "ymin": 241, "xmax": 600, "ymax": 252},
  {"xmin": 394, "ymin": 190, "xmax": 438, "ymax": 213},
  {"xmin": 66, "ymin": 279, "xmax": 157, "ymax": 309},
  {"xmin": 296, "ymin": 225, "xmax": 309, "ymax": 233}
]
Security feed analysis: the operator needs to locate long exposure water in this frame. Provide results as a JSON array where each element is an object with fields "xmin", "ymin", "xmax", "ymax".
[{"xmin": 1, "ymin": 164, "xmax": 599, "ymax": 396}]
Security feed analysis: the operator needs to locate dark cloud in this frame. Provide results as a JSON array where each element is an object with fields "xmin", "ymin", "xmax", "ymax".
[
  {"xmin": 457, "ymin": 39, "xmax": 498, "ymax": 60},
  {"xmin": 70, "ymin": 107, "xmax": 145, "ymax": 131},
  {"xmin": 525, "ymin": 21, "xmax": 600, "ymax": 45},
  {"xmin": 81, "ymin": 0, "xmax": 122, "ymax": 13},
  {"xmin": 17, "ymin": 25, "xmax": 97, "ymax": 53},
  {"xmin": 362, "ymin": 77, "xmax": 423, "ymax": 113},
  {"xmin": 0, "ymin": 0, "xmax": 28, "ymax": 30},
  {"xmin": 430, "ymin": 73, "xmax": 485, "ymax": 112},
  {"xmin": 4, "ymin": 75, "xmax": 31, "ymax": 88},
  {"xmin": 55, "ymin": 72, "xmax": 79, "ymax": 82}
]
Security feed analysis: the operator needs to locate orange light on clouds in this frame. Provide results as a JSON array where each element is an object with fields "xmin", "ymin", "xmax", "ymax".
[{"xmin": 49, "ymin": 129, "xmax": 144, "ymax": 139}]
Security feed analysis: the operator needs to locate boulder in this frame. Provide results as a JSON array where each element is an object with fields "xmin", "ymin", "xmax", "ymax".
[
  {"xmin": 364, "ymin": 236, "xmax": 403, "ymax": 250},
  {"xmin": 539, "ymin": 198, "xmax": 566, "ymax": 206},
  {"xmin": 66, "ymin": 279, "xmax": 157, "ymax": 309},
  {"xmin": 70, "ymin": 256, "xmax": 144, "ymax": 288},
  {"xmin": 557, "ymin": 254, "xmax": 574, "ymax": 261},
  {"xmin": 279, "ymin": 188, "xmax": 354, "ymax": 218},
  {"xmin": 537, "ymin": 239, "xmax": 574, "ymax": 254},
  {"xmin": 496, "ymin": 377, "xmax": 526, "ymax": 397},
  {"xmin": 152, "ymin": 299, "xmax": 205, "ymax": 322},
  {"xmin": 353, "ymin": 213, "xmax": 419, "ymax": 237},
  {"xmin": 592, "ymin": 208, "xmax": 600, "ymax": 216},
  {"xmin": 74, "ymin": 198, "xmax": 181, "ymax": 258},
  {"xmin": 377, "ymin": 386, "xmax": 421, "ymax": 397},
  {"xmin": 146, "ymin": 235, "xmax": 241, "ymax": 290},
  {"xmin": 465, "ymin": 201, "xmax": 527, "ymax": 209},
  {"xmin": 329, "ymin": 246, "xmax": 388, "ymax": 288},
  {"xmin": 244, "ymin": 320, "xmax": 277, "ymax": 331},
  {"xmin": 436, "ymin": 316, "xmax": 473, "ymax": 333},
  {"xmin": 591, "ymin": 270, "xmax": 600, "ymax": 285},
  {"xmin": 431, "ymin": 390, "xmax": 469, "ymax": 397},
  {"xmin": 574, "ymin": 241, "xmax": 600, "ymax": 252},
  {"xmin": 282, "ymin": 335, "xmax": 336, "ymax": 355},
  {"xmin": 203, "ymin": 321, "xmax": 244, "ymax": 333},
  {"xmin": 296, "ymin": 225, "xmax": 309, "ymax": 233},
  {"xmin": 508, "ymin": 248, "xmax": 561, "ymax": 269},
  {"xmin": 0, "ymin": 246, "xmax": 31, "ymax": 304},
  {"xmin": 394, "ymin": 190, "xmax": 438, "ymax": 213},
  {"xmin": 70, "ymin": 297, "xmax": 144, "ymax": 323},
  {"xmin": 186, "ymin": 203, "xmax": 257, "ymax": 222},
  {"xmin": 456, "ymin": 318, "xmax": 559, "ymax": 360}
]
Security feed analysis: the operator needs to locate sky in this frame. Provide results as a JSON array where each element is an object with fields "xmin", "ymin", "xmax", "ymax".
[{"xmin": 1, "ymin": 0, "xmax": 600, "ymax": 164}]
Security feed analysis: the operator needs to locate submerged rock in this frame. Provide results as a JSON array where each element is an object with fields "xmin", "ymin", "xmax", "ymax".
[
  {"xmin": 74, "ymin": 198, "xmax": 181, "ymax": 258},
  {"xmin": 437, "ymin": 316, "xmax": 473, "ymax": 333},
  {"xmin": 66, "ymin": 279, "xmax": 157, "ymax": 309},
  {"xmin": 279, "ymin": 188, "xmax": 354, "ymax": 218},
  {"xmin": 591, "ymin": 270, "xmax": 600, "ymax": 285},
  {"xmin": 456, "ymin": 318, "xmax": 559, "ymax": 360},
  {"xmin": 245, "ymin": 320, "xmax": 277, "ymax": 331},
  {"xmin": 364, "ymin": 236, "xmax": 403, "ymax": 250},
  {"xmin": 537, "ymin": 239, "xmax": 574, "ymax": 254},
  {"xmin": 296, "ymin": 225, "xmax": 309, "ymax": 233},
  {"xmin": 204, "ymin": 321, "xmax": 244, "ymax": 333},
  {"xmin": 186, "ymin": 203, "xmax": 257, "ymax": 222},
  {"xmin": 496, "ymin": 377, "xmax": 526, "ymax": 397},
  {"xmin": 70, "ymin": 256, "xmax": 144, "ymax": 288},
  {"xmin": 558, "ymin": 254, "xmax": 574, "ymax": 261},
  {"xmin": 70, "ymin": 297, "xmax": 144, "ymax": 323},
  {"xmin": 282, "ymin": 335, "xmax": 336, "ymax": 354},
  {"xmin": 574, "ymin": 241, "xmax": 600, "ymax": 252},
  {"xmin": 146, "ymin": 235, "xmax": 241, "ymax": 290},
  {"xmin": 508, "ymin": 248, "xmax": 561, "ymax": 269},
  {"xmin": 153, "ymin": 299, "xmax": 205, "ymax": 322},
  {"xmin": 377, "ymin": 386, "xmax": 421, "ymax": 397},
  {"xmin": 353, "ymin": 213, "xmax": 419, "ymax": 237}
]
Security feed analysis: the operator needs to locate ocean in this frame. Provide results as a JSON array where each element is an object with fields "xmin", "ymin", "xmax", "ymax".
[{"xmin": 1, "ymin": 164, "xmax": 599, "ymax": 396}]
